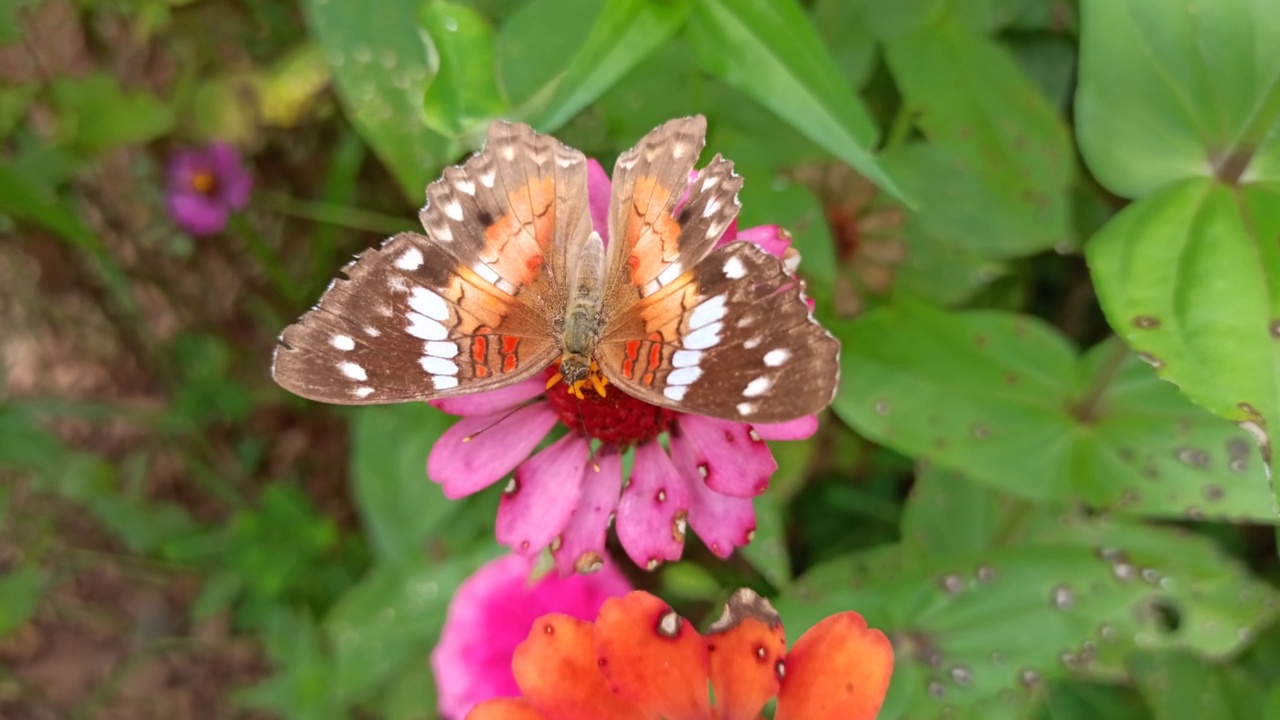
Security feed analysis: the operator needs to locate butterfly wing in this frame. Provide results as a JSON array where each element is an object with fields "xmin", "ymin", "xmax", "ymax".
[
  {"xmin": 272, "ymin": 121, "xmax": 591, "ymax": 404},
  {"xmin": 596, "ymin": 241, "xmax": 839, "ymax": 424},
  {"xmin": 600, "ymin": 116, "xmax": 744, "ymax": 318}
]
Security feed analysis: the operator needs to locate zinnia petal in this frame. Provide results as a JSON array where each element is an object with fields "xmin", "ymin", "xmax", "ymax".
[
  {"xmin": 734, "ymin": 224, "xmax": 792, "ymax": 259},
  {"xmin": 551, "ymin": 449, "xmax": 623, "ymax": 575},
  {"xmin": 587, "ymin": 159, "xmax": 612, "ymax": 245},
  {"xmin": 465, "ymin": 698, "xmax": 546, "ymax": 720},
  {"xmin": 672, "ymin": 415, "xmax": 776, "ymax": 498},
  {"xmin": 431, "ymin": 376, "xmax": 547, "ymax": 416},
  {"xmin": 774, "ymin": 611, "xmax": 894, "ymax": 720},
  {"xmin": 511, "ymin": 614, "xmax": 650, "ymax": 720},
  {"xmin": 706, "ymin": 589, "xmax": 787, "ymax": 720},
  {"xmin": 594, "ymin": 592, "xmax": 711, "ymax": 720},
  {"xmin": 209, "ymin": 143, "xmax": 253, "ymax": 209},
  {"xmin": 752, "ymin": 415, "xmax": 818, "ymax": 441},
  {"xmin": 428, "ymin": 403, "xmax": 558, "ymax": 499},
  {"xmin": 496, "ymin": 432, "xmax": 589, "ymax": 554},
  {"xmin": 168, "ymin": 192, "xmax": 230, "ymax": 236},
  {"xmin": 671, "ymin": 437, "xmax": 756, "ymax": 558},
  {"xmin": 615, "ymin": 440, "xmax": 688, "ymax": 569}
]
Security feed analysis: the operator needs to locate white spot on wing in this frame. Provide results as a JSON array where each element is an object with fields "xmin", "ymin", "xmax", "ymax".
[
  {"xmin": 456, "ymin": 179, "xmax": 476, "ymax": 196},
  {"xmin": 701, "ymin": 175, "xmax": 720, "ymax": 191},
  {"xmin": 723, "ymin": 256, "xmax": 747, "ymax": 279},
  {"xmin": 420, "ymin": 356, "xmax": 459, "ymax": 376},
  {"xmin": 339, "ymin": 361, "xmax": 367, "ymax": 381},
  {"xmin": 353, "ymin": 386, "xmax": 374, "ymax": 399},
  {"xmin": 409, "ymin": 287, "xmax": 449, "ymax": 321},
  {"xmin": 688, "ymin": 295, "xmax": 727, "ymax": 329},
  {"xmin": 657, "ymin": 262, "xmax": 683, "ymax": 287},
  {"xmin": 763, "ymin": 348, "xmax": 790, "ymax": 367},
  {"xmin": 743, "ymin": 376, "xmax": 772, "ymax": 397},
  {"xmin": 501, "ymin": 145, "xmax": 515, "ymax": 161},
  {"xmin": 331, "ymin": 334, "xmax": 355, "ymax": 351},
  {"xmin": 664, "ymin": 385, "xmax": 688, "ymax": 402},
  {"xmin": 364, "ymin": 326, "xmax": 381, "ymax": 337},
  {"xmin": 743, "ymin": 336, "xmax": 762, "ymax": 349},
  {"xmin": 396, "ymin": 247, "xmax": 424, "ymax": 271},
  {"xmin": 672, "ymin": 349, "xmax": 703, "ymax": 368},
  {"xmin": 683, "ymin": 322, "xmax": 722, "ymax": 350},
  {"xmin": 407, "ymin": 312, "xmax": 447, "ymax": 340},
  {"xmin": 444, "ymin": 200, "xmax": 464, "ymax": 222},
  {"xmin": 425, "ymin": 341, "xmax": 459, "ymax": 358},
  {"xmin": 737, "ymin": 401, "xmax": 756, "ymax": 416},
  {"xmin": 479, "ymin": 170, "xmax": 496, "ymax": 188},
  {"xmin": 702, "ymin": 197, "xmax": 721, "ymax": 218},
  {"xmin": 432, "ymin": 224, "xmax": 453, "ymax": 243},
  {"xmin": 434, "ymin": 375, "xmax": 459, "ymax": 390},
  {"xmin": 668, "ymin": 366, "xmax": 702, "ymax": 386},
  {"xmin": 475, "ymin": 264, "xmax": 500, "ymax": 284}
]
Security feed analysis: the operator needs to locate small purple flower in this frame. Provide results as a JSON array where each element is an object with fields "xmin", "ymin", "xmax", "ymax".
[
  {"xmin": 426, "ymin": 160, "xmax": 819, "ymax": 576},
  {"xmin": 165, "ymin": 143, "xmax": 253, "ymax": 236},
  {"xmin": 430, "ymin": 552, "xmax": 631, "ymax": 719}
]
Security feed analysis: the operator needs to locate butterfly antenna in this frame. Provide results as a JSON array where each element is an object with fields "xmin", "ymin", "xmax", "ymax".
[{"xmin": 462, "ymin": 398, "xmax": 540, "ymax": 443}]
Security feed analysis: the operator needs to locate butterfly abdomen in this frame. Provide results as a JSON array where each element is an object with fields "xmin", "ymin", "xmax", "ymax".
[{"xmin": 560, "ymin": 231, "xmax": 607, "ymax": 384}]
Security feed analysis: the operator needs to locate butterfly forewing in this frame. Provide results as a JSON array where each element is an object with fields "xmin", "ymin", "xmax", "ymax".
[{"xmin": 597, "ymin": 241, "xmax": 839, "ymax": 423}]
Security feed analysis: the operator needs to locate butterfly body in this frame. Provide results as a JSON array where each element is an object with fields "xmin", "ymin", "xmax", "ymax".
[{"xmin": 272, "ymin": 116, "xmax": 839, "ymax": 424}]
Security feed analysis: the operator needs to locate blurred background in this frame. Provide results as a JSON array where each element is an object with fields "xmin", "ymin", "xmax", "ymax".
[{"xmin": 3, "ymin": 0, "xmax": 1280, "ymax": 718}]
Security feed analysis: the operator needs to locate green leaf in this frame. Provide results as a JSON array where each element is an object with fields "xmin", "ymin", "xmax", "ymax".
[
  {"xmin": 688, "ymin": 0, "xmax": 910, "ymax": 205},
  {"xmin": 1076, "ymin": 0, "xmax": 1280, "ymax": 197},
  {"xmin": 496, "ymin": 0, "xmax": 601, "ymax": 109},
  {"xmin": 884, "ymin": 24, "xmax": 1073, "ymax": 253},
  {"xmin": 301, "ymin": 0, "xmax": 452, "ymax": 200},
  {"xmin": 0, "ymin": 85, "xmax": 34, "ymax": 140},
  {"xmin": 49, "ymin": 74, "xmax": 175, "ymax": 154},
  {"xmin": 419, "ymin": 1, "xmax": 507, "ymax": 140},
  {"xmin": 1129, "ymin": 651, "xmax": 1265, "ymax": 720},
  {"xmin": 527, "ymin": 0, "xmax": 689, "ymax": 130},
  {"xmin": 832, "ymin": 302, "xmax": 1275, "ymax": 519},
  {"xmin": 0, "ymin": 566, "xmax": 44, "ymax": 638},
  {"xmin": 900, "ymin": 465, "xmax": 1046, "ymax": 559},
  {"xmin": 1087, "ymin": 177, "xmax": 1280, "ymax": 485},
  {"xmin": 350, "ymin": 403, "xmax": 458, "ymax": 566},
  {"xmin": 811, "ymin": 0, "xmax": 876, "ymax": 89},
  {"xmin": 323, "ymin": 557, "xmax": 475, "ymax": 704},
  {"xmin": 739, "ymin": 490, "xmax": 790, "ymax": 588},
  {"xmin": 238, "ymin": 609, "xmax": 340, "ymax": 720}
]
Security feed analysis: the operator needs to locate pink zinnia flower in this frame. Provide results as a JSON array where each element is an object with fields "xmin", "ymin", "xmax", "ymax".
[
  {"xmin": 431, "ymin": 552, "xmax": 631, "ymax": 719},
  {"xmin": 165, "ymin": 142, "xmax": 253, "ymax": 236},
  {"xmin": 427, "ymin": 160, "xmax": 819, "ymax": 576}
]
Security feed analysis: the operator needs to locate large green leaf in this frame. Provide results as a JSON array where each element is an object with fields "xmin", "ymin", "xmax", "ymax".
[
  {"xmin": 350, "ymin": 403, "xmax": 457, "ymax": 566},
  {"xmin": 688, "ymin": 0, "xmax": 909, "ymax": 204},
  {"xmin": 1129, "ymin": 651, "xmax": 1266, "ymax": 720},
  {"xmin": 884, "ymin": 24, "xmax": 1073, "ymax": 254},
  {"xmin": 302, "ymin": 0, "xmax": 451, "ymax": 199},
  {"xmin": 495, "ymin": 0, "xmax": 601, "ymax": 110},
  {"xmin": 1076, "ymin": 0, "xmax": 1280, "ymax": 197},
  {"xmin": 525, "ymin": 0, "xmax": 689, "ymax": 130},
  {"xmin": 1087, "ymin": 177, "xmax": 1280, "ymax": 485},
  {"xmin": 832, "ymin": 302, "xmax": 1275, "ymax": 518},
  {"xmin": 419, "ymin": 1, "xmax": 507, "ymax": 140}
]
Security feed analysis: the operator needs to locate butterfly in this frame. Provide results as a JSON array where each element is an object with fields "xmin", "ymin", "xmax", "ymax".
[{"xmin": 271, "ymin": 116, "xmax": 839, "ymax": 424}]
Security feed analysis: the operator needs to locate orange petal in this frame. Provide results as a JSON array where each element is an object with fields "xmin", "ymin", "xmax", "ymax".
[
  {"xmin": 774, "ymin": 611, "xmax": 894, "ymax": 720},
  {"xmin": 595, "ymin": 591, "xmax": 712, "ymax": 720},
  {"xmin": 512, "ymin": 613, "xmax": 652, "ymax": 720},
  {"xmin": 465, "ymin": 698, "xmax": 547, "ymax": 720},
  {"xmin": 705, "ymin": 589, "xmax": 788, "ymax": 720}
]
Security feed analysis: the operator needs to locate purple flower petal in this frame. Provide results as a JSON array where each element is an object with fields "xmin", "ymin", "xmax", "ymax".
[
  {"xmin": 168, "ymin": 191, "xmax": 229, "ymax": 236},
  {"xmin": 430, "ymin": 376, "xmax": 546, "ymax": 417},
  {"xmin": 207, "ymin": 143, "xmax": 253, "ymax": 210},
  {"xmin": 616, "ymin": 439, "xmax": 689, "ymax": 570},
  {"xmin": 496, "ymin": 432, "xmax": 589, "ymax": 555},
  {"xmin": 428, "ymin": 402, "xmax": 558, "ymax": 498},
  {"xmin": 551, "ymin": 449, "xmax": 623, "ymax": 575},
  {"xmin": 734, "ymin": 224, "xmax": 792, "ymax": 259},
  {"xmin": 753, "ymin": 415, "xmax": 818, "ymax": 441},
  {"xmin": 431, "ymin": 552, "xmax": 630, "ymax": 719},
  {"xmin": 587, "ymin": 159, "xmax": 612, "ymax": 245},
  {"xmin": 673, "ymin": 445, "xmax": 757, "ymax": 559},
  {"xmin": 670, "ymin": 414, "xmax": 776, "ymax": 498}
]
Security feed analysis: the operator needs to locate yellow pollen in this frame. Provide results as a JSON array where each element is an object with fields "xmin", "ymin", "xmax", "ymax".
[
  {"xmin": 547, "ymin": 360, "xmax": 610, "ymax": 399},
  {"xmin": 191, "ymin": 170, "xmax": 216, "ymax": 195}
]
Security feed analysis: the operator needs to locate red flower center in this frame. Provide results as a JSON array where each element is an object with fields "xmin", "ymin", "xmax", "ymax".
[{"xmin": 544, "ymin": 366, "xmax": 678, "ymax": 446}]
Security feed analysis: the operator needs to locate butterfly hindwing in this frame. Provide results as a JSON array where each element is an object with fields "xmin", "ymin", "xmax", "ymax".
[{"xmin": 596, "ymin": 241, "xmax": 839, "ymax": 423}]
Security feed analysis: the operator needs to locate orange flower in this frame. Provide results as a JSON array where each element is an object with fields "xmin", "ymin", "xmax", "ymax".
[{"xmin": 465, "ymin": 588, "xmax": 893, "ymax": 720}]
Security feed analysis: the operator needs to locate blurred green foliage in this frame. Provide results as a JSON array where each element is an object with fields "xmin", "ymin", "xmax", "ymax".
[{"xmin": 3, "ymin": 0, "xmax": 1280, "ymax": 718}]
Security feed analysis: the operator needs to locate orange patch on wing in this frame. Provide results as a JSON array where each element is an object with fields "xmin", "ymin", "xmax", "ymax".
[
  {"xmin": 484, "ymin": 177, "xmax": 556, "ymax": 285},
  {"xmin": 502, "ymin": 336, "xmax": 521, "ymax": 355},
  {"xmin": 595, "ymin": 592, "xmax": 711, "ymax": 720},
  {"xmin": 624, "ymin": 176, "xmax": 681, "ymax": 284},
  {"xmin": 623, "ymin": 340, "xmax": 641, "ymax": 380},
  {"xmin": 510, "ymin": 614, "xmax": 648, "ymax": 720},
  {"xmin": 647, "ymin": 343, "xmax": 662, "ymax": 372},
  {"xmin": 472, "ymin": 336, "xmax": 488, "ymax": 364},
  {"xmin": 503, "ymin": 354, "xmax": 519, "ymax": 373},
  {"xmin": 774, "ymin": 612, "xmax": 893, "ymax": 720}
]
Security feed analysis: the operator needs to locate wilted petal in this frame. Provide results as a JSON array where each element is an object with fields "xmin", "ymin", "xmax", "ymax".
[
  {"xmin": 552, "ymin": 449, "xmax": 623, "ymax": 575},
  {"xmin": 734, "ymin": 224, "xmax": 792, "ymax": 259},
  {"xmin": 706, "ymin": 589, "xmax": 787, "ymax": 720},
  {"xmin": 432, "ymin": 376, "xmax": 547, "ymax": 416},
  {"xmin": 594, "ymin": 592, "xmax": 711, "ymax": 720},
  {"xmin": 168, "ymin": 192, "xmax": 229, "ymax": 236},
  {"xmin": 671, "ymin": 415, "xmax": 776, "ymax": 498},
  {"xmin": 616, "ymin": 440, "xmax": 688, "ymax": 570},
  {"xmin": 510, "ymin": 613, "xmax": 651, "ymax": 720},
  {"xmin": 465, "ymin": 698, "xmax": 547, "ymax": 720},
  {"xmin": 587, "ymin": 159, "xmax": 612, "ymax": 245},
  {"xmin": 752, "ymin": 415, "xmax": 818, "ymax": 441},
  {"xmin": 497, "ymin": 433, "xmax": 589, "ymax": 554},
  {"xmin": 775, "ymin": 611, "xmax": 894, "ymax": 720},
  {"xmin": 428, "ymin": 403, "xmax": 558, "ymax": 498}
]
